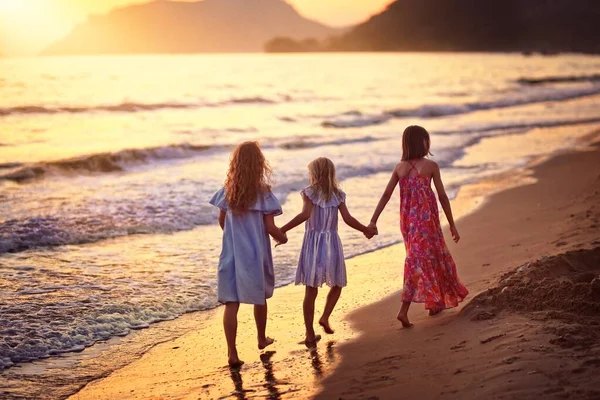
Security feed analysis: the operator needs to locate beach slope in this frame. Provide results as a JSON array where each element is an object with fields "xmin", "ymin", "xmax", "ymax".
[
  {"xmin": 68, "ymin": 139, "xmax": 600, "ymax": 400},
  {"xmin": 317, "ymin": 140, "xmax": 600, "ymax": 399}
]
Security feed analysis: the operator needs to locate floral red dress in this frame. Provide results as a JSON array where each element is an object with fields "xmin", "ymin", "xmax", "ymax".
[{"xmin": 399, "ymin": 161, "xmax": 468, "ymax": 311}]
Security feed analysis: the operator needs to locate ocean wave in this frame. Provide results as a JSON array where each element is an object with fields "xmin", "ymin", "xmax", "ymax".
[
  {"xmin": 0, "ymin": 143, "xmax": 219, "ymax": 183},
  {"xmin": 278, "ymin": 136, "xmax": 379, "ymax": 149},
  {"xmin": 0, "ymin": 154, "xmax": 402, "ymax": 254},
  {"xmin": 228, "ymin": 96, "xmax": 275, "ymax": 104},
  {"xmin": 0, "ymin": 96, "xmax": 287, "ymax": 117},
  {"xmin": 387, "ymin": 84, "xmax": 600, "ymax": 118},
  {"xmin": 516, "ymin": 74, "xmax": 600, "ymax": 85},
  {"xmin": 278, "ymin": 116, "xmax": 296, "ymax": 122},
  {"xmin": 323, "ymin": 84, "xmax": 600, "ymax": 128},
  {"xmin": 436, "ymin": 116, "xmax": 600, "ymax": 135},
  {"xmin": 0, "ymin": 274, "xmax": 216, "ymax": 369},
  {"xmin": 0, "ymin": 103, "xmax": 192, "ymax": 116},
  {"xmin": 0, "ymin": 199, "xmax": 217, "ymax": 253},
  {"xmin": 0, "ymin": 162, "xmax": 22, "ymax": 169},
  {"xmin": 322, "ymin": 114, "xmax": 391, "ymax": 128}
]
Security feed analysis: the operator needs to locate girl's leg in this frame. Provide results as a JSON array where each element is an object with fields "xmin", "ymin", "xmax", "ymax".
[
  {"xmin": 397, "ymin": 301, "xmax": 413, "ymax": 328},
  {"xmin": 254, "ymin": 301, "xmax": 274, "ymax": 350},
  {"xmin": 319, "ymin": 286, "xmax": 342, "ymax": 334},
  {"xmin": 303, "ymin": 286, "xmax": 321, "ymax": 345},
  {"xmin": 223, "ymin": 302, "xmax": 244, "ymax": 366}
]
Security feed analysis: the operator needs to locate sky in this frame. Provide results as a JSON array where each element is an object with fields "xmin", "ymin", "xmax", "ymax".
[{"xmin": 0, "ymin": 0, "xmax": 391, "ymax": 55}]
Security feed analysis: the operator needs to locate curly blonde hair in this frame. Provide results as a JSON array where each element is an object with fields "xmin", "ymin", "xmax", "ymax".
[
  {"xmin": 308, "ymin": 157, "xmax": 341, "ymax": 202},
  {"xmin": 225, "ymin": 141, "xmax": 272, "ymax": 214}
]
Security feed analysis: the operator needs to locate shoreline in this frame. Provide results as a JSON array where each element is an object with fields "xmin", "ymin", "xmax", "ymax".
[
  {"xmin": 65, "ymin": 131, "xmax": 600, "ymax": 399},
  {"xmin": 2, "ymin": 127, "xmax": 597, "ymax": 399}
]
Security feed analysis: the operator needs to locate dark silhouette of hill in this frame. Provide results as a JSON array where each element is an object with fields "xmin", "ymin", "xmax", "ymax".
[
  {"xmin": 43, "ymin": 0, "xmax": 339, "ymax": 55},
  {"xmin": 266, "ymin": 0, "xmax": 600, "ymax": 53}
]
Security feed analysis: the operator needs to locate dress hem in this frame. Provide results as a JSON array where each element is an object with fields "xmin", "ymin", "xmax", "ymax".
[
  {"xmin": 400, "ymin": 294, "xmax": 468, "ymax": 310},
  {"xmin": 217, "ymin": 295, "xmax": 272, "ymax": 306},
  {"xmin": 294, "ymin": 280, "xmax": 347, "ymax": 289}
]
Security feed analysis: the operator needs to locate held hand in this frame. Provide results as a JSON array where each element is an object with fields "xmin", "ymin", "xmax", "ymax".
[
  {"xmin": 364, "ymin": 224, "xmax": 378, "ymax": 239},
  {"xmin": 275, "ymin": 232, "xmax": 288, "ymax": 247},
  {"xmin": 367, "ymin": 222, "xmax": 378, "ymax": 236},
  {"xmin": 450, "ymin": 224, "xmax": 460, "ymax": 243}
]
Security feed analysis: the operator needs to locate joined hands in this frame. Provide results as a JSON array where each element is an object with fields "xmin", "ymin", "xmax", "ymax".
[
  {"xmin": 274, "ymin": 231, "xmax": 288, "ymax": 247},
  {"xmin": 364, "ymin": 222, "xmax": 378, "ymax": 239}
]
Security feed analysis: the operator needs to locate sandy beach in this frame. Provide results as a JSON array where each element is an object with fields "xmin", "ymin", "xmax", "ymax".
[
  {"xmin": 63, "ymin": 130, "xmax": 600, "ymax": 400},
  {"xmin": 317, "ymin": 136, "xmax": 600, "ymax": 400},
  {"xmin": 2, "ymin": 3, "xmax": 600, "ymax": 398}
]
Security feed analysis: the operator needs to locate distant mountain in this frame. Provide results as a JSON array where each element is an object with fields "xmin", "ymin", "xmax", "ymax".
[
  {"xmin": 267, "ymin": 0, "xmax": 600, "ymax": 53},
  {"xmin": 43, "ymin": 0, "xmax": 339, "ymax": 55}
]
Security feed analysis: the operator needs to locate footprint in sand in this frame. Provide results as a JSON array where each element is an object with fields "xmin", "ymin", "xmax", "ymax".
[
  {"xmin": 480, "ymin": 333, "xmax": 506, "ymax": 344},
  {"xmin": 450, "ymin": 340, "xmax": 468, "ymax": 351},
  {"xmin": 501, "ymin": 356, "xmax": 520, "ymax": 365}
]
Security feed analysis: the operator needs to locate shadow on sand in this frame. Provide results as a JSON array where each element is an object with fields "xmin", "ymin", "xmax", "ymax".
[
  {"xmin": 228, "ymin": 351, "xmax": 281, "ymax": 399},
  {"xmin": 226, "ymin": 341, "xmax": 337, "ymax": 399}
]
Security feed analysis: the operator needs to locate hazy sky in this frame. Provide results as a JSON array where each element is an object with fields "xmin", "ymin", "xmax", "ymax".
[{"xmin": 0, "ymin": 0, "xmax": 391, "ymax": 55}]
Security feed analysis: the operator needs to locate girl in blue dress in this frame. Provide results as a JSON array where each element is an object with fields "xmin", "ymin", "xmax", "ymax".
[
  {"xmin": 210, "ymin": 141, "xmax": 287, "ymax": 367},
  {"xmin": 281, "ymin": 157, "xmax": 375, "ymax": 346}
]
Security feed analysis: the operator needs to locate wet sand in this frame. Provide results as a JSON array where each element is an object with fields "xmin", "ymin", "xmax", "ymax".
[
  {"xmin": 69, "ymin": 136, "xmax": 600, "ymax": 400},
  {"xmin": 67, "ymin": 237, "xmax": 411, "ymax": 399}
]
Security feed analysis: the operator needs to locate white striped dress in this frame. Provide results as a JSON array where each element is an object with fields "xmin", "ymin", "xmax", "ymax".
[{"xmin": 295, "ymin": 186, "xmax": 347, "ymax": 288}]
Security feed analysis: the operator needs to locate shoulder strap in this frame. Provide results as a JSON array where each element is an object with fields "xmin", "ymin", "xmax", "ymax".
[{"xmin": 407, "ymin": 161, "xmax": 418, "ymax": 176}]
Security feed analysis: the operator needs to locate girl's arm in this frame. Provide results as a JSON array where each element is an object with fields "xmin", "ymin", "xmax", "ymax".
[
  {"xmin": 280, "ymin": 195, "xmax": 313, "ymax": 233},
  {"xmin": 218, "ymin": 210, "xmax": 226, "ymax": 230},
  {"xmin": 339, "ymin": 202, "xmax": 370, "ymax": 235},
  {"xmin": 264, "ymin": 213, "xmax": 288, "ymax": 244},
  {"xmin": 369, "ymin": 167, "xmax": 400, "ymax": 228},
  {"xmin": 432, "ymin": 163, "xmax": 460, "ymax": 243}
]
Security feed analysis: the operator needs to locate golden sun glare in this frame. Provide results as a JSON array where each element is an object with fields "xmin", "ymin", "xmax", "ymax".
[{"xmin": 0, "ymin": 0, "xmax": 75, "ymax": 54}]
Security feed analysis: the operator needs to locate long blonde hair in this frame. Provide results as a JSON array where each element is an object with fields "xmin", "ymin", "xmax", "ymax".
[
  {"xmin": 308, "ymin": 157, "xmax": 341, "ymax": 202},
  {"xmin": 225, "ymin": 141, "xmax": 272, "ymax": 214}
]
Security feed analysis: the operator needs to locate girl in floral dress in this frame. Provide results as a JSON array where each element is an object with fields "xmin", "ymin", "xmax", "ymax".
[{"xmin": 368, "ymin": 125, "xmax": 468, "ymax": 327}]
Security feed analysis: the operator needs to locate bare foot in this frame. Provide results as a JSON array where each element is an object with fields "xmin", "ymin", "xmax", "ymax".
[
  {"xmin": 258, "ymin": 337, "xmax": 275, "ymax": 350},
  {"xmin": 302, "ymin": 334, "xmax": 322, "ymax": 348},
  {"xmin": 228, "ymin": 357, "xmax": 244, "ymax": 368},
  {"xmin": 428, "ymin": 307, "xmax": 444, "ymax": 316},
  {"xmin": 396, "ymin": 312, "xmax": 413, "ymax": 328},
  {"xmin": 319, "ymin": 319, "xmax": 335, "ymax": 334}
]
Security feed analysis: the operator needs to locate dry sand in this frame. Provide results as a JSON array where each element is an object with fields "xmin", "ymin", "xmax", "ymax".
[
  {"xmin": 69, "ymin": 137, "xmax": 600, "ymax": 400},
  {"xmin": 317, "ymin": 139, "xmax": 600, "ymax": 400}
]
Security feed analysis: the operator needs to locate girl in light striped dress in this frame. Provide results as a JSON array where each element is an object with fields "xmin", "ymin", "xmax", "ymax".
[{"xmin": 281, "ymin": 157, "xmax": 375, "ymax": 346}]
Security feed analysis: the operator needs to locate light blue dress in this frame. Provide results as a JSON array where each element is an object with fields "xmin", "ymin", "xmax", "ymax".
[
  {"xmin": 210, "ymin": 188, "xmax": 282, "ymax": 305},
  {"xmin": 296, "ymin": 186, "xmax": 347, "ymax": 288}
]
